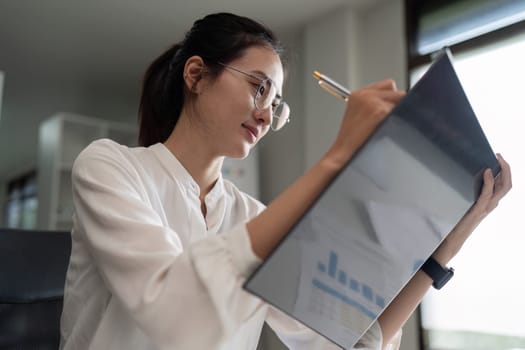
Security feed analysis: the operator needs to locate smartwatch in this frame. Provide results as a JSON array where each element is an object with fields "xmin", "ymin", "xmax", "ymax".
[{"xmin": 421, "ymin": 256, "xmax": 454, "ymax": 290}]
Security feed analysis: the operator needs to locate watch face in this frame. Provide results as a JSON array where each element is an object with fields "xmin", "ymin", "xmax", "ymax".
[{"xmin": 434, "ymin": 267, "xmax": 454, "ymax": 290}]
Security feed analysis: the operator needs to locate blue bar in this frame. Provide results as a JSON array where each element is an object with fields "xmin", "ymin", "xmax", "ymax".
[
  {"xmin": 328, "ymin": 251, "xmax": 338, "ymax": 278},
  {"xmin": 317, "ymin": 262, "xmax": 326, "ymax": 273},
  {"xmin": 375, "ymin": 295, "xmax": 385, "ymax": 308},
  {"xmin": 338, "ymin": 270, "xmax": 347, "ymax": 285},
  {"xmin": 362, "ymin": 284, "xmax": 373, "ymax": 301},
  {"xmin": 349, "ymin": 278, "xmax": 360, "ymax": 292}
]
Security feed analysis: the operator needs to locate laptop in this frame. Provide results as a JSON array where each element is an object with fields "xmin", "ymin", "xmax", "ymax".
[{"xmin": 243, "ymin": 49, "xmax": 501, "ymax": 349}]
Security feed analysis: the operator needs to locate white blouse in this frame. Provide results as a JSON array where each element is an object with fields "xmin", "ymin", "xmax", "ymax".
[{"xmin": 59, "ymin": 139, "xmax": 387, "ymax": 350}]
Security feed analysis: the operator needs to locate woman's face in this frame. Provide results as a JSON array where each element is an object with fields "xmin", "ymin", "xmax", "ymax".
[{"xmin": 193, "ymin": 46, "xmax": 284, "ymax": 159}]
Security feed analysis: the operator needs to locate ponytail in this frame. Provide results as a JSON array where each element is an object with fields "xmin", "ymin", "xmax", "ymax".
[{"xmin": 138, "ymin": 44, "xmax": 186, "ymax": 147}]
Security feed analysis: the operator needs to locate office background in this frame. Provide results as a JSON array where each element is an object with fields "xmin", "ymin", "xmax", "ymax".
[{"xmin": 1, "ymin": 0, "xmax": 523, "ymax": 349}]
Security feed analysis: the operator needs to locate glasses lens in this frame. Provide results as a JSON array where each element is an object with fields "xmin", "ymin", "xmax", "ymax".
[
  {"xmin": 253, "ymin": 78, "xmax": 290, "ymax": 131},
  {"xmin": 255, "ymin": 80, "xmax": 275, "ymax": 110},
  {"xmin": 271, "ymin": 102, "xmax": 290, "ymax": 131}
]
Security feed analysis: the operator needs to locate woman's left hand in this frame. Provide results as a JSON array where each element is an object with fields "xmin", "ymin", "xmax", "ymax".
[{"xmin": 433, "ymin": 153, "xmax": 512, "ymax": 264}]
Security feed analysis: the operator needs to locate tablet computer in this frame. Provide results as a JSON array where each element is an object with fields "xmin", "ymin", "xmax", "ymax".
[{"xmin": 243, "ymin": 49, "xmax": 501, "ymax": 349}]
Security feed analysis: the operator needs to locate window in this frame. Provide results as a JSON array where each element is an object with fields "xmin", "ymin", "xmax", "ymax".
[
  {"xmin": 416, "ymin": 31, "xmax": 525, "ymax": 350},
  {"xmin": 3, "ymin": 171, "xmax": 38, "ymax": 229}
]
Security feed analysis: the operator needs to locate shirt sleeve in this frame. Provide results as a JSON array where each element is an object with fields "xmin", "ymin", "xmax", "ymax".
[
  {"xmin": 384, "ymin": 329, "xmax": 402, "ymax": 350},
  {"xmin": 71, "ymin": 142, "xmax": 264, "ymax": 349},
  {"xmin": 265, "ymin": 303, "xmax": 385, "ymax": 350}
]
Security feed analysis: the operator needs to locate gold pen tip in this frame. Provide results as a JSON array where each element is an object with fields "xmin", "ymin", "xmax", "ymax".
[{"xmin": 312, "ymin": 70, "xmax": 322, "ymax": 80}]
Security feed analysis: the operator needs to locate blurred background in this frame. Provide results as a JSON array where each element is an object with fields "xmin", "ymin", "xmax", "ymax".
[{"xmin": 1, "ymin": 0, "xmax": 524, "ymax": 349}]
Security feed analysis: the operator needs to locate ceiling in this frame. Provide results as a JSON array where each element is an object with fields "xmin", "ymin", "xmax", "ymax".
[
  {"xmin": 0, "ymin": 0, "xmax": 386, "ymax": 89},
  {"xmin": 0, "ymin": 0, "xmax": 387, "ymax": 182}
]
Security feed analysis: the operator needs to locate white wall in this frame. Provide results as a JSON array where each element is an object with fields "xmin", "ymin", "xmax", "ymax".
[
  {"xmin": 302, "ymin": 0, "xmax": 408, "ymax": 170},
  {"xmin": 258, "ymin": 1, "xmax": 422, "ymax": 349},
  {"xmin": 258, "ymin": 30, "xmax": 306, "ymax": 204},
  {"xmin": 0, "ymin": 77, "xmax": 137, "ymax": 182},
  {"xmin": 302, "ymin": 7, "xmax": 358, "ymax": 168}
]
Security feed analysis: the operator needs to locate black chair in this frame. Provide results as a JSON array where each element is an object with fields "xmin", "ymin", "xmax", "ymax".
[{"xmin": 0, "ymin": 228, "xmax": 71, "ymax": 349}]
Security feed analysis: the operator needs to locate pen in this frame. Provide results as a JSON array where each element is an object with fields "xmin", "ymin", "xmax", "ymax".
[{"xmin": 312, "ymin": 70, "xmax": 351, "ymax": 101}]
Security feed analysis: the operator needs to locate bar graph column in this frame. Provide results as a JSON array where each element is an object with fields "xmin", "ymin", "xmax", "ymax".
[{"xmin": 314, "ymin": 250, "xmax": 386, "ymax": 319}]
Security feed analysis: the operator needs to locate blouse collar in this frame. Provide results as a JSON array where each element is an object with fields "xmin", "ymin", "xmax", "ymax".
[{"xmin": 149, "ymin": 143, "xmax": 225, "ymax": 200}]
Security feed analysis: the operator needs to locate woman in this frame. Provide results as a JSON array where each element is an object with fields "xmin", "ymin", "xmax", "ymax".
[{"xmin": 59, "ymin": 12, "xmax": 512, "ymax": 350}]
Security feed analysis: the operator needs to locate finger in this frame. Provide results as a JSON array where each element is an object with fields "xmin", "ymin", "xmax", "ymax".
[
  {"xmin": 479, "ymin": 168, "xmax": 495, "ymax": 203},
  {"xmin": 491, "ymin": 155, "xmax": 512, "ymax": 206},
  {"xmin": 482, "ymin": 168, "xmax": 502, "ymax": 213},
  {"xmin": 485, "ymin": 153, "xmax": 513, "ymax": 213},
  {"xmin": 470, "ymin": 169, "xmax": 496, "ymax": 215},
  {"xmin": 373, "ymin": 90, "xmax": 406, "ymax": 103},
  {"xmin": 364, "ymin": 79, "xmax": 399, "ymax": 91},
  {"xmin": 350, "ymin": 89, "xmax": 405, "ymax": 106},
  {"xmin": 495, "ymin": 153, "xmax": 512, "ymax": 196}
]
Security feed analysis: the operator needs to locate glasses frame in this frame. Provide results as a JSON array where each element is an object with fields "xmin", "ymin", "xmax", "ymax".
[{"xmin": 217, "ymin": 62, "xmax": 290, "ymax": 131}]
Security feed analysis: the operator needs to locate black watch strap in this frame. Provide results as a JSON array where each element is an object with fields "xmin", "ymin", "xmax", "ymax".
[{"xmin": 421, "ymin": 256, "xmax": 454, "ymax": 290}]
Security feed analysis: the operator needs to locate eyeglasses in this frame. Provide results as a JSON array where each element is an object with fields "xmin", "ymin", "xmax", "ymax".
[{"xmin": 218, "ymin": 63, "xmax": 290, "ymax": 131}]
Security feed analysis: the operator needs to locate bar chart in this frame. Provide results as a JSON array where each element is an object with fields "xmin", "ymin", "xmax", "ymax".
[{"xmin": 314, "ymin": 251, "xmax": 386, "ymax": 320}]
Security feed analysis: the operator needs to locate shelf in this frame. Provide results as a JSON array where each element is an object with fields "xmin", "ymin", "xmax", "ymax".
[{"xmin": 37, "ymin": 113, "xmax": 137, "ymax": 230}]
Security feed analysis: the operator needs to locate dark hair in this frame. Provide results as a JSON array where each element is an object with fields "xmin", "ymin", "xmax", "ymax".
[{"xmin": 138, "ymin": 12, "xmax": 285, "ymax": 147}]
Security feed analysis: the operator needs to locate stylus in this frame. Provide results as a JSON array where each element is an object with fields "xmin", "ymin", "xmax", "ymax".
[{"xmin": 312, "ymin": 70, "xmax": 351, "ymax": 101}]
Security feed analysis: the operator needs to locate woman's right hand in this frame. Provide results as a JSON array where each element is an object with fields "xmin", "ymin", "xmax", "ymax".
[{"xmin": 325, "ymin": 79, "xmax": 406, "ymax": 167}]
